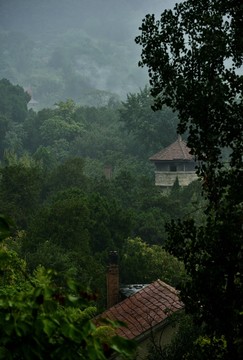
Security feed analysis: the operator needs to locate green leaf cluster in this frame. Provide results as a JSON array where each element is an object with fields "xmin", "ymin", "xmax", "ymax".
[
  {"xmin": 0, "ymin": 218, "xmax": 135, "ymax": 360},
  {"xmin": 136, "ymin": 0, "xmax": 243, "ymax": 358}
]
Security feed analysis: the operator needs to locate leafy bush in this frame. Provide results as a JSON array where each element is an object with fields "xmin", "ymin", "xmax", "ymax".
[{"xmin": 0, "ymin": 215, "xmax": 135, "ymax": 359}]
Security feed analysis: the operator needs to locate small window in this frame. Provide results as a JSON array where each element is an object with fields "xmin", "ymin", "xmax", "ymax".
[{"xmin": 170, "ymin": 164, "xmax": 177, "ymax": 172}]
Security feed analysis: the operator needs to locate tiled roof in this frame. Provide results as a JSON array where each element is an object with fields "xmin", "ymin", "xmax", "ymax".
[
  {"xmin": 95, "ymin": 279, "xmax": 183, "ymax": 340},
  {"xmin": 149, "ymin": 137, "xmax": 193, "ymax": 161}
]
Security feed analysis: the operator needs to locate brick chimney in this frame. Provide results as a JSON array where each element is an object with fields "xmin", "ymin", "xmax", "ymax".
[{"xmin": 106, "ymin": 251, "xmax": 119, "ymax": 308}]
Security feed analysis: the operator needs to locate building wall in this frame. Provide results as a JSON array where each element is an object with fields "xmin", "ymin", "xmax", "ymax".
[
  {"xmin": 155, "ymin": 171, "xmax": 198, "ymax": 187},
  {"xmin": 155, "ymin": 161, "xmax": 196, "ymax": 172},
  {"xmin": 112, "ymin": 322, "xmax": 178, "ymax": 360},
  {"xmin": 135, "ymin": 323, "xmax": 177, "ymax": 360}
]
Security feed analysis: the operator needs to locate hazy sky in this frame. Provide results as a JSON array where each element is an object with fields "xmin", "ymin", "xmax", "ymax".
[
  {"xmin": 0, "ymin": 0, "xmax": 177, "ymax": 41},
  {"xmin": 0, "ymin": 0, "xmax": 178, "ymax": 101}
]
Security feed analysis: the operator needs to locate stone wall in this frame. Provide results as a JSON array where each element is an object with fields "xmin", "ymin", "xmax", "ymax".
[{"xmin": 155, "ymin": 171, "xmax": 198, "ymax": 187}]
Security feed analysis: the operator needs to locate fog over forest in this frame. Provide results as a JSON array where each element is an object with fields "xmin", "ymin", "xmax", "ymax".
[{"xmin": 0, "ymin": 0, "xmax": 176, "ymax": 108}]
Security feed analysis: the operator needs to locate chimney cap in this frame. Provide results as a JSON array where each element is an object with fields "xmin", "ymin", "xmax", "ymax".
[{"xmin": 108, "ymin": 251, "xmax": 118, "ymax": 264}]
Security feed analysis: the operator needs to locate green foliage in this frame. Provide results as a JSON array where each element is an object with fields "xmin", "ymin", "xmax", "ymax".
[
  {"xmin": 0, "ymin": 79, "xmax": 31, "ymax": 159},
  {"xmin": 0, "ymin": 215, "xmax": 13, "ymax": 242},
  {"xmin": 148, "ymin": 313, "xmax": 201, "ymax": 360},
  {"xmin": 71, "ymin": 105, "xmax": 125, "ymax": 163},
  {"xmin": 136, "ymin": 0, "xmax": 243, "ymax": 358},
  {"xmin": 0, "ymin": 115, "xmax": 10, "ymax": 158},
  {"xmin": 149, "ymin": 312, "xmax": 227, "ymax": 360},
  {"xmin": 0, "ymin": 158, "xmax": 43, "ymax": 228},
  {"xmin": 0, "ymin": 78, "xmax": 205, "ymax": 336},
  {"xmin": 22, "ymin": 186, "xmax": 131, "ymax": 300},
  {"xmin": 39, "ymin": 100, "xmax": 82, "ymax": 145},
  {"xmin": 0, "ymin": 218, "xmax": 135, "ymax": 359},
  {"xmin": 0, "ymin": 245, "xmax": 26, "ymax": 286},
  {"xmin": 0, "ymin": 78, "xmax": 30, "ymax": 123},
  {"xmin": 40, "ymin": 115, "xmax": 83, "ymax": 144},
  {"xmin": 120, "ymin": 237, "xmax": 187, "ymax": 287},
  {"xmin": 184, "ymin": 335, "xmax": 227, "ymax": 360},
  {"xmin": 45, "ymin": 157, "xmax": 87, "ymax": 196},
  {"xmin": 55, "ymin": 99, "xmax": 77, "ymax": 120},
  {"xmin": 26, "ymin": 190, "xmax": 91, "ymax": 253},
  {"xmin": 170, "ymin": 177, "xmax": 180, "ymax": 196},
  {"xmin": 0, "ymin": 263, "xmax": 134, "ymax": 359},
  {"xmin": 119, "ymin": 86, "xmax": 178, "ymax": 156},
  {"xmin": 87, "ymin": 193, "xmax": 131, "ymax": 253}
]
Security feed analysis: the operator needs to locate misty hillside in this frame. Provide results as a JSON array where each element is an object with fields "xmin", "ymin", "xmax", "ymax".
[{"xmin": 0, "ymin": 0, "xmax": 175, "ymax": 108}]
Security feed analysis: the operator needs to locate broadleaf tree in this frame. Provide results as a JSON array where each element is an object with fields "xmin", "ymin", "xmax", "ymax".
[
  {"xmin": 0, "ymin": 215, "xmax": 136, "ymax": 359},
  {"xmin": 119, "ymin": 86, "xmax": 178, "ymax": 154},
  {"xmin": 136, "ymin": 1, "xmax": 243, "ymax": 359}
]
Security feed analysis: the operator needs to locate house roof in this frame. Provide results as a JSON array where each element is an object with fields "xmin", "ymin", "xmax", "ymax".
[
  {"xmin": 95, "ymin": 279, "xmax": 183, "ymax": 340},
  {"xmin": 149, "ymin": 137, "xmax": 193, "ymax": 161}
]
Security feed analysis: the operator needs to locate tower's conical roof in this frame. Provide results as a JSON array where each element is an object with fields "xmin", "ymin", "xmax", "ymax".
[{"xmin": 149, "ymin": 136, "xmax": 193, "ymax": 161}]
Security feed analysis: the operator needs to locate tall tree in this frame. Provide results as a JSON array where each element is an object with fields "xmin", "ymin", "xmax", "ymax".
[
  {"xmin": 136, "ymin": 1, "xmax": 243, "ymax": 359},
  {"xmin": 0, "ymin": 78, "xmax": 30, "ymax": 123},
  {"xmin": 0, "ymin": 156, "xmax": 43, "ymax": 228},
  {"xmin": 119, "ymin": 86, "xmax": 177, "ymax": 155},
  {"xmin": 120, "ymin": 237, "xmax": 186, "ymax": 287}
]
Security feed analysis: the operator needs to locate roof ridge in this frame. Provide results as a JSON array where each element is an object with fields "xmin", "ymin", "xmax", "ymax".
[
  {"xmin": 94, "ymin": 278, "xmax": 184, "ymax": 340},
  {"xmin": 149, "ymin": 138, "xmax": 193, "ymax": 161},
  {"xmin": 156, "ymin": 279, "xmax": 179, "ymax": 293},
  {"xmin": 178, "ymin": 138, "xmax": 187, "ymax": 159}
]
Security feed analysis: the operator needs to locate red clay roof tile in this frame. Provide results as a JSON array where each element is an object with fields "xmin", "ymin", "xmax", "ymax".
[
  {"xmin": 149, "ymin": 137, "xmax": 193, "ymax": 161},
  {"xmin": 95, "ymin": 279, "xmax": 184, "ymax": 340}
]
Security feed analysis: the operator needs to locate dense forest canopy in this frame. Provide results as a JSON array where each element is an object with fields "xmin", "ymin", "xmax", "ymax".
[
  {"xmin": 0, "ymin": 77, "xmax": 201, "ymax": 300},
  {"xmin": 0, "ymin": 0, "xmax": 215, "ymax": 360},
  {"xmin": 0, "ymin": 77, "xmax": 204, "ymax": 359},
  {"xmin": 0, "ymin": 77, "xmax": 203, "ymax": 358}
]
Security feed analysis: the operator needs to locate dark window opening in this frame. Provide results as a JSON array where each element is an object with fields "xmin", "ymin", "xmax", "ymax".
[{"xmin": 170, "ymin": 164, "xmax": 177, "ymax": 172}]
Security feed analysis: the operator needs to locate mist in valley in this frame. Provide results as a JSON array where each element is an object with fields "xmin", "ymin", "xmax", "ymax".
[{"xmin": 0, "ymin": 0, "xmax": 176, "ymax": 108}]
